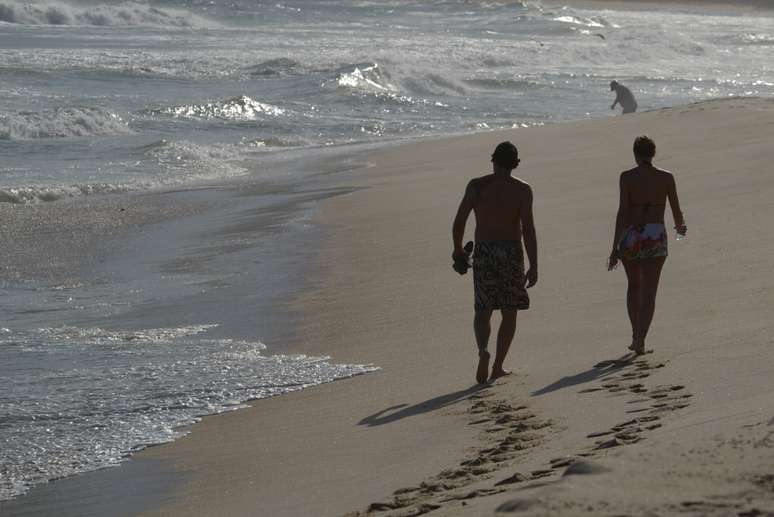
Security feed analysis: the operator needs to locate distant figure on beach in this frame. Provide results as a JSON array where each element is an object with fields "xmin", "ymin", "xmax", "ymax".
[
  {"xmin": 452, "ymin": 142, "xmax": 538, "ymax": 383},
  {"xmin": 610, "ymin": 80, "xmax": 637, "ymax": 114},
  {"xmin": 608, "ymin": 136, "xmax": 686, "ymax": 355}
]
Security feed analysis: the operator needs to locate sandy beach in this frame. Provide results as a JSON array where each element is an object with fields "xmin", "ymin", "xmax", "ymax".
[{"xmin": 84, "ymin": 96, "xmax": 773, "ymax": 517}]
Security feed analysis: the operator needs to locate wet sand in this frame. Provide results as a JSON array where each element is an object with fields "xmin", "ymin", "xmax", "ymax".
[{"xmin": 125, "ymin": 96, "xmax": 774, "ymax": 516}]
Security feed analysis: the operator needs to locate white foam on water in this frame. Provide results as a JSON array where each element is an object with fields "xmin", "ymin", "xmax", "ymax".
[
  {"xmin": 336, "ymin": 63, "xmax": 398, "ymax": 94},
  {"xmin": 154, "ymin": 95, "xmax": 286, "ymax": 121},
  {"xmin": 0, "ymin": 324, "xmax": 378, "ymax": 501},
  {"xmin": 143, "ymin": 139, "xmax": 250, "ymax": 182},
  {"xmin": 552, "ymin": 14, "xmax": 617, "ymax": 29}
]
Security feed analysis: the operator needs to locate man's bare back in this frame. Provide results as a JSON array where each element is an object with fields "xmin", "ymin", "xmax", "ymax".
[{"xmin": 467, "ymin": 174, "xmax": 531, "ymax": 242}]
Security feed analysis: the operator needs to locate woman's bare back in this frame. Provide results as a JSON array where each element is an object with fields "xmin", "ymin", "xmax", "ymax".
[{"xmin": 621, "ymin": 165, "xmax": 676, "ymax": 226}]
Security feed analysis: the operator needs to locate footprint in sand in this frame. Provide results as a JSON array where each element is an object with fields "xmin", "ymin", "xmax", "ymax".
[{"xmin": 356, "ymin": 394, "xmax": 551, "ymax": 515}]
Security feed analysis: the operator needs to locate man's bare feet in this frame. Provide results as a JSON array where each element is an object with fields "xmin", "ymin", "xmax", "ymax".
[
  {"xmin": 489, "ymin": 366, "xmax": 511, "ymax": 382},
  {"xmin": 476, "ymin": 351, "xmax": 490, "ymax": 384}
]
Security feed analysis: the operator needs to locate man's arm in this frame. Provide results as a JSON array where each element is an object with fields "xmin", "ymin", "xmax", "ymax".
[
  {"xmin": 611, "ymin": 94, "xmax": 619, "ymax": 110},
  {"xmin": 452, "ymin": 181, "xmax": 475, "ymax": 256},
  {"xmin": 520, "ymin": 184, "xmax": 538, "ymax": 288}
]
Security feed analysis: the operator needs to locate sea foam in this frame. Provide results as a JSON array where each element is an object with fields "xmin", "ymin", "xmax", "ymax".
[
  {"xmin": 0, "ymin": 325, "xmax": 378, "ymax": 501},
  {"xmin": 154, "ymin": 96, "xmax": 286, "ymax": 121}
]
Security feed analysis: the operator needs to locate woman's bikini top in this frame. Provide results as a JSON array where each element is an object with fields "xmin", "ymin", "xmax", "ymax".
[{"xmin": 631, "ymin": 201, "xmax": 665, "ymax": 212}]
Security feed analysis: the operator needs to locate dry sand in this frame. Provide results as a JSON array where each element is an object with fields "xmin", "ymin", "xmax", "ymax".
[{"xmin": 135, "ymin": 96, "xmax": 774, "ymax": 517}]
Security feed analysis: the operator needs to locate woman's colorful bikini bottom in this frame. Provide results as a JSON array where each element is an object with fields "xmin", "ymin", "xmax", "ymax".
[{"xmin": 618, "ymin": 223, "xmax": 668, "ymax": 260}]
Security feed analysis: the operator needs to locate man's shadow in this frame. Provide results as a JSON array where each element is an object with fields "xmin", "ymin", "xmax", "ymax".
[
  {"xmin": 531, "ymin": 353, "xmax": 636, "ymax": 396},
  {"xmin": 359, "ymin": 384, "xmax": 487, "ymax": 427}
]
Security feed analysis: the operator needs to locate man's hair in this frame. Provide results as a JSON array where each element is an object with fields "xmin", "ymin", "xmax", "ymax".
[
  {"xmin": 633, "ymin": 135, "xmax": 656, "ymax": 162},
  {"xmin": 610, "ymin": 80, "xmax": 618, "ymax": 91},
  {"xmin": 491, "ymin": 141, "xmax": 520, "ymax": 170}
]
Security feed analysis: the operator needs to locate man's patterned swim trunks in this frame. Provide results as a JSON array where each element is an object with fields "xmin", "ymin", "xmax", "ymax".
[{"xmin": 473, "ymin": 240, "xmax": 530, "ymax": 311}]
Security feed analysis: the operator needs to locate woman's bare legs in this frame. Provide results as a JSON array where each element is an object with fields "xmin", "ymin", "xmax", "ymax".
[
  {"xmin": 622, "ymin": 259, "xmax": 642, "ymax": 350},
  {"xmin": 622, "ymin": 257, "xmax": 666, "ymax": 353},
  {"xmin": 638, "ymin": 257, "xmax": 666, "ymax": 349}
]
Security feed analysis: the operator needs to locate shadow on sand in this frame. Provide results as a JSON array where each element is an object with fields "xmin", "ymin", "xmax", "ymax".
[
  {"xmin": 531, "ymin": 353, "xmax": 638, "ymax": 396},
  {"xmin": 359, "ymin": 384, "xmax": 487, "ymax": 427}
]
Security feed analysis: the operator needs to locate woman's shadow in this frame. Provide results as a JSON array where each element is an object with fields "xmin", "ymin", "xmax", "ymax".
[
  {"xmin": 359, "ymin": 384, "xmax": 487, "ymax": 427},
  {"xmin": 531, "ymin": 353, "xmax": 637, "ymax": 396}
]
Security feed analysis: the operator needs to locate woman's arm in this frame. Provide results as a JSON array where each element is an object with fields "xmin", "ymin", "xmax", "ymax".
[
  {"xmin": 609, "ymin": 173, "xmax": 629, "ymax": 269},
  {"xmin": 667, "ymin": 174, "xmax": 687, "ymax": 234}
]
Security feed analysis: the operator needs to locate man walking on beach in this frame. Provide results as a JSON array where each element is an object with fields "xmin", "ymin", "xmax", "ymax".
[
  {"xmin": 452, "ymin": 142, "xmax": 538, "ymax": 384},
  {"xmin": 610, "ymin": 80, "xmax": 638, "ymax": 114}
]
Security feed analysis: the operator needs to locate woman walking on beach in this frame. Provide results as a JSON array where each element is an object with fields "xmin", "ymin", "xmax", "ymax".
[{"xmin": 608, "ymin": 136, "xmax": 686, "ymax": 354}]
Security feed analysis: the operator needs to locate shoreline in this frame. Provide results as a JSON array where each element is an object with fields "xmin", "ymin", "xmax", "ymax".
[{"xmin": 0, "ymin": 151, "xmax": 375, "ymax": 511}]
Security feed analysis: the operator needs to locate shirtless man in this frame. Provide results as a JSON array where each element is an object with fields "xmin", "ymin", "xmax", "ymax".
[
  {"xmin": 452, "ymin": 141, "xmax": 538, "ymax": 383},
  {"xmin": 610, "ymin": 80, "xmax": 638, "ymax": 114}
]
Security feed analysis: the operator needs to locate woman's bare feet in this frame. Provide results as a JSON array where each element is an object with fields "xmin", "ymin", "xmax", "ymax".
[
  {"xmin": 628, "ymin": 337, "xmax": 646, "ymax": 355},
  {"xmin": 489, "ymin": 365, "xmax": 512, "ymax": 382},
  {"xmin": 476, "ymin": 351, "xmax": 490, "ymax": 384}
]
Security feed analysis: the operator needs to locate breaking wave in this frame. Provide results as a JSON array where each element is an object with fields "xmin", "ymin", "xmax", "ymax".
[
  {"xmin": 153, "ymin": 96, "xmax": 285, "ymax": 121},
  {"xmin": 0, "ymin": 183, "xmax": 130, "ymax": 204},
  {"xmin": 244, "ymin": 58, "xmax": 303, "ymax": 77},
  {"xmin": 334, "ymin": 63, "xmax": 398, "ymax": 96},
  {"xmin": 552, "ymin": 14, "xmax": 616, "ymax": 29},
  {"xmin": 0, "ymin": 107, "xmax": 130, "ymax": 140},
  {"xmin": 0, "ymin": 1, "xmax": 205, "ymax": 27}
]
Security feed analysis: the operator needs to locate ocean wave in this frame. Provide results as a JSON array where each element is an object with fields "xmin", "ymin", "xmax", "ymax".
[
  {"xmin": 552, "ymin": 14, "xmax": 616, "ymax": 29},
  {"xmin": 402, "ymin": 73, "xmax": 468, "ymax": 96},
  {"xmin": 329, "ymin": 62, "xmax": 438, "ymax": 106},
  {"xmin": 244, "ymin": 57, "xmax": 303, "ymax": 77},
  {"xmin": 142, "ymin": 139, "xmax": 249, "ymax": 181},
  {"xmin": 0, "ymin": 183, "xmax": 130, "ymax": 204},
  {"xmin": 740, "ymin": 33, "xmax": 774, "ymax": 46},
  {"xmin": 0, "ymin": 1, "xmax": 205, "ymax": 27},
  {"xmin": 334, "ymin": 63, "xmax": 398, "ymax": 96},
  {"xmin": 0, "ymin": 139, "xmax": 252, "ymax": 204},
  {"xmin": 243, "ymin": 136, "xmax": 308, "ymax": 148},
  {"xmin": 0, "ymin": 107, "xmax": 131, "ymax": 140},
  {"xmin": 465, "ymin": 77, "xmax": 545, "ymax": 91},
  {"xmin": 153, "ymin": 96, "xmax": 285, "ymax": 121}
]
